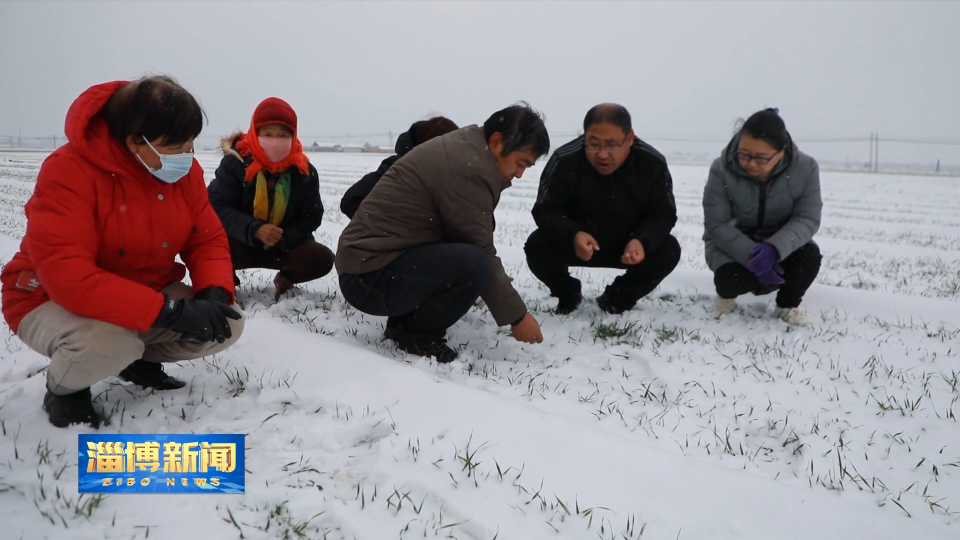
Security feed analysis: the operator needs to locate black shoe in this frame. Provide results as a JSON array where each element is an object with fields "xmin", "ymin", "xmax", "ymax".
[
  {"xmin": 394, "ymin": 339, "xmax": 459, "ymax": 364},
  {"xmin": 597, "ymin": 293, "xmax": 631, "ymax": 315},
  {"xmin": 118, "ymin": 360, "xmax": 187, "ymax": 390},
  {"xmin": 43, "ymin": 388, "xmax": 101, "ymax": 429},
  {"xmin": 554, "ymin": 293, "xmax": 583, "ymax": 315},
  {"xmin": 383, "ymin": 318, "xmax": 404, "ymax": 341}
]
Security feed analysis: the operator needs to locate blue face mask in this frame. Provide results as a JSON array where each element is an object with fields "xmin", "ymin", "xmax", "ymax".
[{"xmin": 136, "ymin": 138, "xmax": 195, "ymax": 183}]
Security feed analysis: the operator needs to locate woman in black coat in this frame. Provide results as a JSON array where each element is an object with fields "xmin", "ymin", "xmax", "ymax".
[
  {"xmin": 340, "ymin": 116, "xmax": 458, "ymax": 219},
  {"xmin": 208, "ymin": 97, "xmax": 334, "ymax": 301}
]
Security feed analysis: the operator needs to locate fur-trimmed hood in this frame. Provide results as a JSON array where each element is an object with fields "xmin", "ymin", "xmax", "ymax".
[{"xmin": 220, "ymin": 131, "xmax": 244, "ymax": 162}]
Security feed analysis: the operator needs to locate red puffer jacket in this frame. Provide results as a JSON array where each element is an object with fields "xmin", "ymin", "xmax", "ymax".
[{"xmin": 0, "ymin": 80, "xmax": 235, "ymax": 334}]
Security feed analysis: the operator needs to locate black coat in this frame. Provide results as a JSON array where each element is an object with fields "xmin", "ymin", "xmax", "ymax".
[
  {"xmin": 339, "ymin": 129, "xmax": 415, "ymax": 219},
  {"xmin": 208, "ymin": 140, "xmax": 323, "ymax": 252},
  {"xmin": 532, "ymin": 136, "xmax": 678, "ymax": 254}
]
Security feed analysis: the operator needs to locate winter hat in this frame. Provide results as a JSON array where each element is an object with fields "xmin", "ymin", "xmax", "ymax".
[
  {"xmin": 236, "ymin": 97, "xmax": 309, "ymax": 182},
  {"xmin": 252, "ymin": 97, "xmax": 297, "ymax": 133}
]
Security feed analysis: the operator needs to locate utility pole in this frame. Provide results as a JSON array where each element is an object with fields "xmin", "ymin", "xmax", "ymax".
[
  {"xmin": 874, "ymin": 132, "xmax": 879, "ymax": 172},
  {"xmin": 868, "ymin": 132, "xmax": 874, "ymax": 171},
  {"xmin": 18, "ymin": 128, "xmax": 22, "ymax": 148},
  {"xmin": 388, "ymin": 130, "xmax": 393, "ymax": 148},
  {"xmin": 936, "ymin": 159, "xmax": 940, "ymax": 173}
]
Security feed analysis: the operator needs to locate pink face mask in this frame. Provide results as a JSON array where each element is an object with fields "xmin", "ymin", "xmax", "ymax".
[{"xmin": 258, "ymin": 136, "xmax": 293, "ymax": 163}]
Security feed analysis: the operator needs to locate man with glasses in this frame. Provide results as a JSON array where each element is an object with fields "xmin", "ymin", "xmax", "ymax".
[{"xmin": 525, "ymin": 103, "xmax": 681, "ymax": 315}]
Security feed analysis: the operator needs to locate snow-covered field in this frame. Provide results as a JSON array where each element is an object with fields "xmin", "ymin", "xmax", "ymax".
[{"xmin": 0, "ymin": 148, "xmax": 958, "ymax": 539}]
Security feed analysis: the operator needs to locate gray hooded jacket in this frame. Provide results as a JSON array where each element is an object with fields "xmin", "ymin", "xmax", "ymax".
[{"xmin": 702, "ymin": 134, "xmax": 822, "ymax": 271}]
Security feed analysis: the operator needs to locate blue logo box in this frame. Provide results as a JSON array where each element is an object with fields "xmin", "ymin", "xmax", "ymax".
[{"xmin": 78, "ymin": 434, "xmax": 244, "ymax": 493}]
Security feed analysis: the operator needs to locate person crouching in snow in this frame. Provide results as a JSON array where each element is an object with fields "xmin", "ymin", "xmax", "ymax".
[
  {"xmin": 336, "ymin": 103, "xmax": 550, "ymax": 364},
  {"xmin": 527, "ymin": 104, "xmax": 681, "ymax": 315},
  {"xmin": 702, "ymin": 108, "xmax": 823, "ymax": 325},
  {"xmin": 0, "ymin": 76, "xmax": 245, "ymax": 429},
  {"xmin": 208, "ymin": 97, "xmax": 334, "ymax": 302},
  {"xmin": 340, "ymin": 116, "xmax": 459, "ymax": 219}
]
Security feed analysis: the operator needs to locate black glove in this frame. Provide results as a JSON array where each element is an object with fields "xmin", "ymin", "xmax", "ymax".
[
  {"xmin": 153, "ymin": 295, "xmax": 242, "ymax": 344},
  {"xmin": 194, "ymin": 286, "xmax": 232, "ymax": 305}
]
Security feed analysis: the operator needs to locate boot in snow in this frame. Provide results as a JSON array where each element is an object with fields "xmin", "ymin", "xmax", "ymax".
[
  {"xmin": 712, "ymin": 297, "xmax": 736, "ymax": 316},
  {"xmin": 274, "ymin": 273, "xmax": 295, "ymax": 301},
  {"xmin": 773, "ymin": 306, "xmax": 807, "ymax": 326},
  {"xmin": 597, "ymin": 293, "xmax": 632, "ymax": 315},
  {"xmin": 118, "ymin": 359, "xmax": 187, "ymax": 390},
  {"xmin": 554, "ymin": 293, "xmax": 583, "ymax": 315},
  {"xmin": 43, "ymin": 387, "xmax": 101, "ymax": 429},
  {"xmin": 395, "ymin": 339, "xmax": 459, "ymax": 364}
]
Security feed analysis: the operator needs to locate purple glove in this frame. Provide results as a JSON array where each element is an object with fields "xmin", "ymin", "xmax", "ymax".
[
  {"xmin": 746, "ymin": 243, "xmax": 780, "ymax": 275},
  {"xmin": 756, "ymin": 263, "xmax": 785, "ymax": 285}
]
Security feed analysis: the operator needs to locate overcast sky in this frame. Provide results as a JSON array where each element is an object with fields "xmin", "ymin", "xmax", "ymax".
[{"xmin": 1, "ymin": 0, "xmax": 958, "ymax": 165}]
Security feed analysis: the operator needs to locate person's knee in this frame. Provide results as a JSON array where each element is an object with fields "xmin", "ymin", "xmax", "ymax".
[
  {"xmin": 338, "ymin": 272, "xmax": 388, "ymax": 315},
  {"xmin": 785, "ymin": 242, "xmax": 823, "ymax": 271},
  {"xmin": 523, "ymin": 229, "xmax": 550, "ymax": 258},
  {"xmin": 628, "ymin": 236, "xmax": 681, "ymax": 281},
  {"xmin": 186, "ymin": 306, "xmax": 246, "ymax": 356},
  {"xmin": 307, "ymin": 242, "xmax": 336, "ymax": 279},
  {"xmin": 47, "ymin": 320, "xmax": 143, "ymax": 391},
  {"xmin": 316, "ymin": 243, "xmax": 335, "ymax": 277},
  {"xmin": 714, "ymin": 263, "xmax": 744, "ymax": 282},
  {"xmin": 655, "ymin": 235, "xmax": 682, "ymax": 270},
  {"xmin": 338, "ymin": 272, "xmax": 358, "ymax": 303},
  {"xmin": 76, "ymin": 321, "xmax": 144, "ymax": 361},
  {"xmin": 221, "ymin": 308, "xmax": 246, "ymax": 348},
  {"xmin": 447, "ymin": 244, "xmax": 490, "ymax": 293},
  {"xmin": 473, "ymin": 253, "xmax": 492, "ymax": 291},
  {"xmin": 462, "ymin": 244, "xmax": 491, "ymax": 280},
  {"xmin": 714, "ymin": 263, "xmax": 750, "ymax": 298},
  {"xmin": 524, "ymin": 229, "xmax": 570, "ymax": 274},
  {"xmin": 796, "ymin": 242, "xmax": 822, "ymax": 262},
  {"xmin": 292, "ymin": 241, "xmax": 336, "ymax": 281}
]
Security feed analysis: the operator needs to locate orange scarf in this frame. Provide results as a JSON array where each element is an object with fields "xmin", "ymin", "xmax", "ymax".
[{"xmin": 234, "ymin": 124, "xmax": 310, "ymax": 182}]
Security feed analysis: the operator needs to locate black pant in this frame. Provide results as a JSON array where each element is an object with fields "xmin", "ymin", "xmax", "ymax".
[
  {"xmin": 524, "ymin": 229, "xmax": 682, "ymax": 310},
  {"xmin": 338, "ymin": 243, "xmax": 490, "ymax": 344},
  {"xmin": 714, "ymin": 242, "xmax": 822, "ymax": 308},
  {"xmin": 229, "ymin": 237, "xmax": 334, "ymax": 284}
]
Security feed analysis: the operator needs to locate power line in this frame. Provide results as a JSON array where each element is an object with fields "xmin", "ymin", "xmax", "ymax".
[{"xmin": 875, "ymin": 138, "xmax": 960, "ymax": 146}]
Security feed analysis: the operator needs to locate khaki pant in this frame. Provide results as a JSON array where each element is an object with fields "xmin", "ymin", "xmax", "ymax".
[{"xmin": 16, "ymin": 282, "xmax": 246, "ymax": 395}]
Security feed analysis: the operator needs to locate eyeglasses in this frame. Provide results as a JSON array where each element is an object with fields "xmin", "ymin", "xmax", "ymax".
[
  {"xmin": 736, "ymin": 151, "xmax": 778, "ymax": 165},
  {"xmin": 585, "ymin": 136, "xmax": 629, "ymax": 154}
]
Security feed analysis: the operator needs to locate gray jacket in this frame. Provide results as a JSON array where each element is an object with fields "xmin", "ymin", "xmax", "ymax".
[{"xmin": 702, "ymin": 135, "xmax": 822, "ymax": 271}]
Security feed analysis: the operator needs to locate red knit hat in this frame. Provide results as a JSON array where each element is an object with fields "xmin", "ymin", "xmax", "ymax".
[{"xmin": 252, "ymin": 97, "xmax": 297, "ymax": 133}]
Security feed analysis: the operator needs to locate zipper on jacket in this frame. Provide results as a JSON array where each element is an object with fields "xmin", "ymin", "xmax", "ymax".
[{"xmin": 755, "ymin": 183, "xmax": 768, "ymax": 232}]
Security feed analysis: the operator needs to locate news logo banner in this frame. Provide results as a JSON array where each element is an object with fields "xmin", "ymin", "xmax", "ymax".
[{"xmin": 78, "ymin": 434, "xmax": 245, "ymax": 493}]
